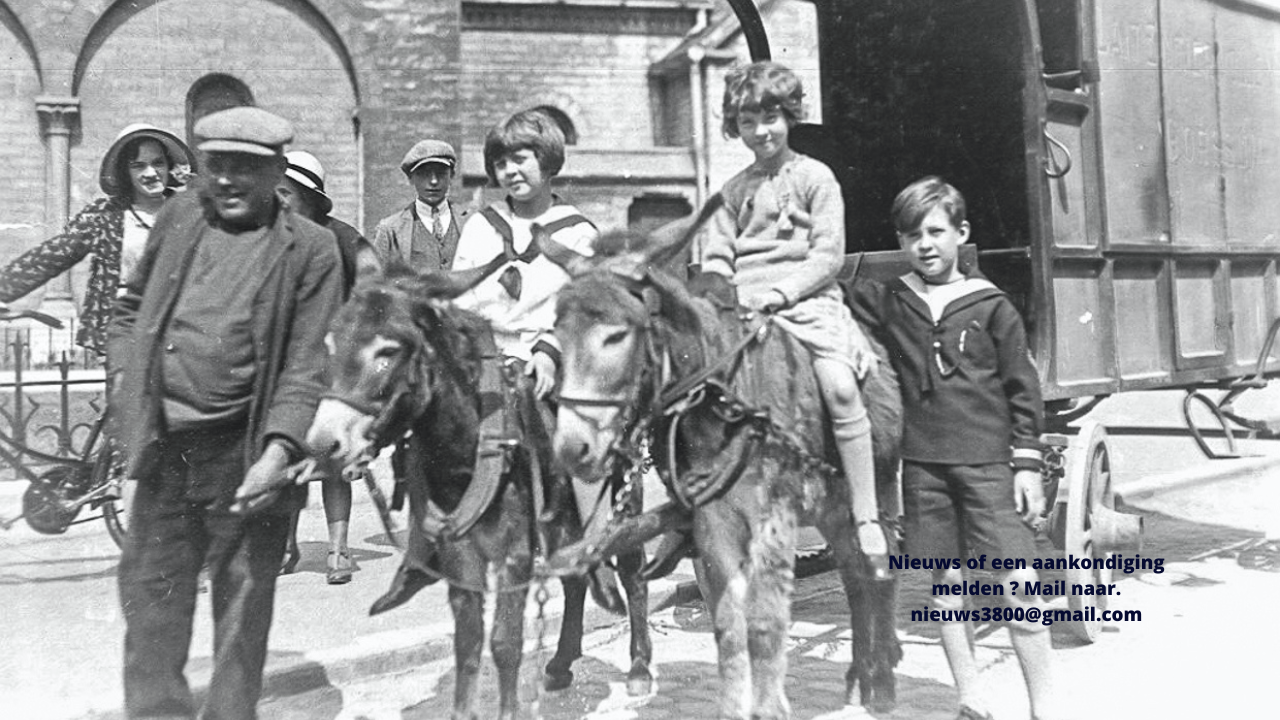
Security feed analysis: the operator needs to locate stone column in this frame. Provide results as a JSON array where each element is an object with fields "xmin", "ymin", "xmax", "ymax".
[{"xmin": 35, "ymin": 96, "xmax": 80, "ymax": 303}]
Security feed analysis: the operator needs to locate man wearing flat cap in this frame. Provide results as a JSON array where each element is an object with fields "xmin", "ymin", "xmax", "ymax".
[
  {"xmin": 109, "ymin": 106, "xmax": 344, "ymax": 719},
  {"xmin": 372, "ymin": 138, "xmax": 470, "ymax": 272}
]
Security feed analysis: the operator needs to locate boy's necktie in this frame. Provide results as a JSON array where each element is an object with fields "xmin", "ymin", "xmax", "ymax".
[{"xmin": 431, "ymin": 206, "xmax": 444, "ymax": 239}]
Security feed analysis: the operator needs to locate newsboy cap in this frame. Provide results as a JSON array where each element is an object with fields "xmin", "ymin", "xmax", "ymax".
[
  {"xmin": 400, "ymin": 139, "xmax": 457, "ymax": 175},
  {"xmin": 195, "ymin": 107, "xmax": 294, "ymax": 156}
]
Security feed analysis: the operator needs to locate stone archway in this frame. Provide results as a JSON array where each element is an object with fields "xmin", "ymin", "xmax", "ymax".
[{"xmin": 70, "ymin": 0, "xmax": 362, "ymax": 222}]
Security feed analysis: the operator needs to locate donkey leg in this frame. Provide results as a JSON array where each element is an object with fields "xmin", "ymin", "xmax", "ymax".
[
  {"xmin": 491, "ymin": 581, "xmax": 530, "ymax": 720},
  {"xmin": 747, "ymin": 498, "xmax": 796, "ymax": 720},
  {"xmin": 816, "ymin": 505, "xmax": 874, "ymax": 708},
  {"xmin": 697, "ymin": 520, "xmax": 753, "ymax": 720},
  {"xmin": 448, "ymin": 586, "xmax": 485, "ymax": 720},
  {"xmin": 545, "ymin": 575, "xmax": 587, "ymax": 691},
  {"xmin": 616, "ymin": 547, "xmax": 653, "ymax": 696},
  {"xmin": 867, "ymin": 575, "xmax": 902, "ymax": 712},
  {"xmin": 844, "ymin": 571, "xmax": 875, "ymax": 708}
]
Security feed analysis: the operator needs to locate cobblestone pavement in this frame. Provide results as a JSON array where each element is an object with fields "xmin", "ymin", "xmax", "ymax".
[
  {"xmin": 5, "ymin": 389, "xmax": 1278, "ymax": 719},
  {"xmin": 258, "ymin": 512, "xmax": 1273, "ymax": 720}
]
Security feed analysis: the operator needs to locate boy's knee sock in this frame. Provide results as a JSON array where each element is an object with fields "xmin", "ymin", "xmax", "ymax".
[{"xmin": 832, "ymin": 412, "xmax": 875, "ymax": 522}]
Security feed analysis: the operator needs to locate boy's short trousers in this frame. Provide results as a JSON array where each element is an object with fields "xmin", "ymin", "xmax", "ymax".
[
  {"xmin": 902, "ymin": 460, "xmax": 1037, "ymax": 562},
  {"xmin": 772, "ymin": 285, "xmax": 868, "ymax": 375}
]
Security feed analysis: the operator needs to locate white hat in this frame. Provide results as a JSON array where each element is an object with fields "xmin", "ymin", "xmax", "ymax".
[
  {"xmin": 283, "ymin": 150, "xmax": 333, "ymax": 216},
  {"xmin": 99, "ymin": 124, "xmax": 194, "ymax": 198}
]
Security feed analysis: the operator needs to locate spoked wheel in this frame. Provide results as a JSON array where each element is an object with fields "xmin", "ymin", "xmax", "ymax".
[
  {"xmin": 94, "ymin": 443, "xmax": 131, "ymax": 548},
  {"xmin": 1062, "ymin": 421, "xmax": 1111, "ymax": 641},
  {"xmin": 22, "ymin": 465, "xmax": 93, "ymax": 535},
  {"xmin": 1059, "ymin": 421, "xmax": 1141, "ymax": 642}
]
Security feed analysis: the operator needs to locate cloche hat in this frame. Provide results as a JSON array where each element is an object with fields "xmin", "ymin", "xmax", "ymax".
[
  {"xmin": 98, "ymin": 124, "xmax": 194, "ymax": 198},
  {"xmin": 284, "ymin": 151, "xmax": 333, "ymax": 217}
]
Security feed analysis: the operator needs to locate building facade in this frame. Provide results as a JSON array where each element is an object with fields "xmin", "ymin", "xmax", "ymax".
[{"xmin": 0, "ymin": 0, "xmax": 816, "ymax": 336}]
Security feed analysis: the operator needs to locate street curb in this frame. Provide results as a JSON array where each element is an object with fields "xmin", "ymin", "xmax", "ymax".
[
  {"xmin": 81, "ymin": 580, "xmax": 695, "ymax": 719},
  {"xmin": 260, "ymin": 624, "xmax": 458, "ymax": 700},
  {"xmin": 246, "ymin": 574, "xmax": 698, "ymax": 703}
]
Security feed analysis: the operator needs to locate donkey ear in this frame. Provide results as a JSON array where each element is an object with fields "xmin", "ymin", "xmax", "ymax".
[
  {"xmin": 645, "ymin": 269, "xmax": 703, "ymax": 338},
  {"xmin": 420, "ymin": 255, "xmax": 508, "ymax": 299},
  {"xmin": 533, "ymin": 223, "xmax": 594, "ymax": 276},
  {"xmin": 408, "ymin": 294, "xmax": 441, "ymax": 331},
  {"xmin": 644, "ymin": 193, "xmax": 725, "ymax": 269}
]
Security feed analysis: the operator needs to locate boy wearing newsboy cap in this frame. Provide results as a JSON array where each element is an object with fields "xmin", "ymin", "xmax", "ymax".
[{"xmin": 372, "ymin": 137, "xmax": 470, "ymax": 272}]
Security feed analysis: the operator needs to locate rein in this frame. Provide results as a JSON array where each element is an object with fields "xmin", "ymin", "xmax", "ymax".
[{"xmin": 558, "ymin": 284, "xmax": 779, "ymax": 522}]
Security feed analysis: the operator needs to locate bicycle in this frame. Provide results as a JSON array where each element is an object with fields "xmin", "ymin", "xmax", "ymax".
[{"xmin": 0, "ymin": 309, "xmax": 127, "ymax": 547}]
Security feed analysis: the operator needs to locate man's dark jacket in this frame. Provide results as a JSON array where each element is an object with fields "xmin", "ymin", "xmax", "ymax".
[{"xmin": 108, "ymin": 187, "xmax": 344, "ymax": 480}]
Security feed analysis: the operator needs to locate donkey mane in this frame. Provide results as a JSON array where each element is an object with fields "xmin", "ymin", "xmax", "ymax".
[
  {"xmin": 349, "ymin": 264, "xmax": 491, "ymax": 392},
  {"xmin": 556, "ymin": 267, "xmax": 717, "ymax": 379}
]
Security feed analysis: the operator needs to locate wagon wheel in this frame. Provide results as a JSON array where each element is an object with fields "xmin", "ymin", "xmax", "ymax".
[{"xmin": 1061, "ymin": 420, "xmax": 1112, "ymax": 643}]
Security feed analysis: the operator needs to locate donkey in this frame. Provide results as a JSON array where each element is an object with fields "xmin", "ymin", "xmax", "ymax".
[
  {"xmin": 542, "ymin": 224, "xmax": 903, "ymax": 719},
  {"xmin": 305, "ymin": 266, "xmax": 655, "ymax": 719}
]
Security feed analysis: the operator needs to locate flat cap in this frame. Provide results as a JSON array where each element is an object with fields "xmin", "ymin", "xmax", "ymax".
[
  {"xmin": 400, "ymin": 139, "xmax": 457, "ymax": 175},
  {"xmin": 195, "ymin": 107, "xmax": 294, "ymax": 156}
]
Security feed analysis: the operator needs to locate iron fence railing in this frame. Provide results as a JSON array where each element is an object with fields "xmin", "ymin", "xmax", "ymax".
[
  {"xmin": 0, "ymin": 332, "xmax": 106, "ymax": 482},
  {"xmin": 0, "ymin": 318, "xmax": 103, "ymax": 371}
]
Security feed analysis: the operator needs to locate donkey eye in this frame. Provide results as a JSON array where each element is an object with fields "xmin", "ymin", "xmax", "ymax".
[{"xmin": 602, "ymin": 329, "xmax": 629, "ymax": 346}]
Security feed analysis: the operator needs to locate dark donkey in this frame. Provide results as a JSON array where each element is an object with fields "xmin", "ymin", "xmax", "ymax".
[
  {"xmin": 542, "ymin": 224, "xmax": 903, "ymax": 719},
  {"xmin": 305, "ymin": 266, "xmax": 655, "ymax": 720}
]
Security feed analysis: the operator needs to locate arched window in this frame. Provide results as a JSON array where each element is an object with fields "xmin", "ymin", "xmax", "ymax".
[
  {"xmin": 185, "ymin": 74, "xmax": 256, "ymax": 148},
  {"xmin": 530, "ymin": 105, "xmax": 578, "ymax": 145}
]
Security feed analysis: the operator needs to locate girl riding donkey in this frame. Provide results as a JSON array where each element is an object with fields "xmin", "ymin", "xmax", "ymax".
[
  {"xmin": 701, "ymin": 61, "xmax": 891, "ymax": 570},
  {"xmin": 542, "ymin": 61, "xmax": 903, "ymax": 719},
  {"xmin": 311, "ymin": 109, "xmax": 656, "ymax": 708}
]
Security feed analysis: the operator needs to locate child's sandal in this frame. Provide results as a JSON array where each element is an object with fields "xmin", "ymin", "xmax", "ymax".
[{"xmin": 326, "ymin": 550, "xmax": 355, "ymax": 585}]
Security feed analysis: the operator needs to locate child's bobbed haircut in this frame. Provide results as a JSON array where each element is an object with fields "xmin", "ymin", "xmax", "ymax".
[
  {"xmin": 721, "ymin": 61, "xmax": 806, "ymax": 138},
  {"xmin": 892, "ymin": 176, "xmax": 968, "ymax": 233},
  {"xmin": 483, "ymin": 109, "xmax": 566, "ymax": 185}
]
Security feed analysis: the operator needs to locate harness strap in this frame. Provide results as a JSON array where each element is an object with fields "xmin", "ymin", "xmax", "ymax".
[
  {"xmin": 425, "ymin": 353, "xmax": 512, "ymax": 541},
  {"xmin": 665, "ymin": 390, "xmax": 767, "ymax": 508},
  {"xmin": 657, "ymin": 313, "xmax": 772, "ymax": 412}
]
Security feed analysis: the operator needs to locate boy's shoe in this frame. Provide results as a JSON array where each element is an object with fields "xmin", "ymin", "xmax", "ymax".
[
  {"xmin": 279, "ymin": 546, "xmax": 302, "ymax": 575},
  {"xmin": 956, "ymin": 705, "xmax": 993, "ymax": 720},
  {"xmin": 369, "ymin": 560, "xmax": 439, "ymax": 615},
  {"xmin": 587, "ymin": 565, "xmax": 627, "ymax": 616},
  {"xmin": 640, "ymin": 530, "xmax": 695, "ymax": 581}
]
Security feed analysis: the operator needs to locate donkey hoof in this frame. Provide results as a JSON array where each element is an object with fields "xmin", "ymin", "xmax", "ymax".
[
  {"xmin": 869, "ymin": 672, "xmax": 897, "ymax": 713},
  {"xmin": 543, "ymin": 663, "xmax": 575, "ymax": 692},
  {"xmin": 625, "ymin": 662, "xmax": 653, "ymax": 696}
]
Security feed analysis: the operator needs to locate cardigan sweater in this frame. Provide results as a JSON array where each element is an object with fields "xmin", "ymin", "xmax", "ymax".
[
  {"xmin": 700, "ymin": 153, "xmax": 846, "ymax": 305},
  {"xmin": 849, "ymin": 273, "xmax": 1044, "ymax": 470}
]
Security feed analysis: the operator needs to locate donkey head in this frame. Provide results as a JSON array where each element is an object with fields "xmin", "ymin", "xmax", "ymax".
[
  {"xmin": 539, "ymin": 202, "xmax": 719, "ymax": 480},
  {"xmin": 306, "ymin": 265, "xmax": 483, "ymax": 466}
]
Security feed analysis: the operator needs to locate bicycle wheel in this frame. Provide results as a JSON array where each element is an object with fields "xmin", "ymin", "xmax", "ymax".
[
  {"xmin": 22, "ymin": 466, "xmax": 87, "ymax": 534},
  {"xmin": 95, "ymin": 442, "xmax": 131, "ymax": 548}
]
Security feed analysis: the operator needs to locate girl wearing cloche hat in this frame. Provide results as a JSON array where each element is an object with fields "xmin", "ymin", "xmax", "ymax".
[{"xmin": 0, "ymin": 123, "xmax": 195, "ymax": 356}]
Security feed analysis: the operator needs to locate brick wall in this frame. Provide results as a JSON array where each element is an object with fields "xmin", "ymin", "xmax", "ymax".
[
  {"xmin": 73, "ymin": 0, "xmax": 360, "ymax": 221},
  {"xmin": 0, "ymin": 0, "xmax": 818, "ymax": 282},
  {"xmin": 0, "ymin": 25, "xmax": 52, "ymax": 267},
  {"xmin": 0, "ymin": 0, "xmax": 461, "ymax": 257}
]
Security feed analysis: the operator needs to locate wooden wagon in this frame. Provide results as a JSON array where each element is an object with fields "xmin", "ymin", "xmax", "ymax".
[{"xmin": 724, "ymin": 0, "xmax": 1280, "ymax": 640}]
